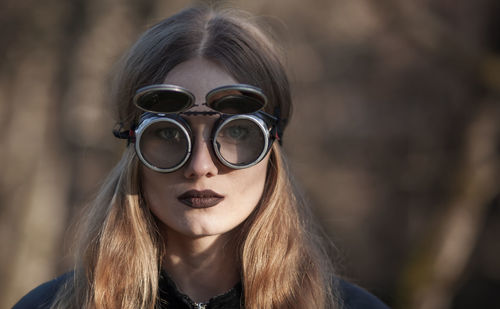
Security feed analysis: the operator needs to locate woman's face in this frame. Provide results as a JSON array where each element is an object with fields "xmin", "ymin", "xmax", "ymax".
[{"xmin": 141, "ymin": 58, "xmax": 269, "ymax": 239}]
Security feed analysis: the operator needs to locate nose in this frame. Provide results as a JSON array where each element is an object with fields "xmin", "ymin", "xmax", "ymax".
[{"xmin": 183, "ymin": 135, "xmax": 219, "ymax": 178}]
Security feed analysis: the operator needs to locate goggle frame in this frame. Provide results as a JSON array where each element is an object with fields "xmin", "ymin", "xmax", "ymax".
[
  {"xmin": 134, "ymin": 111, "xmax": 276, "ymax": 172},
  {"xmin": 119, "ymin": 84, "xmax": 279, "ymax": 173}
]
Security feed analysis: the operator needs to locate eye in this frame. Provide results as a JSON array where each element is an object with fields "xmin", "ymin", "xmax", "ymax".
[
  {"xmin": 156, "ymin": 127, "xmax": 182, "ymax": 142},
  {"xmin": 222, "ymin": 125, "xmax": 250, "ymax": 141}
]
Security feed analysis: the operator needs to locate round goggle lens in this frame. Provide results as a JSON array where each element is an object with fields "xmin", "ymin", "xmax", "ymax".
[
  {"xmin": 215, "ymin": 118, "xmax": 266, "ymax": 166},
  {"xmin": 209, "ymin": 94, "xmax": 264, "ymax": 114},
  {"xmin": 206, "ymin": 86, "xmax": 266, "ymax": 114},
  {"xmin": 139, "ymin": 121, "xmax": 189, "ymax": 169},
  {"xmin": 135, "ymin": 88, "xmax": 193, "ymax": 113}
]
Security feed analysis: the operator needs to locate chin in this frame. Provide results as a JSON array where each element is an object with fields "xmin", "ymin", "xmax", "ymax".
[{"xmin": 171, "ymin": 218, "xmax": 244, "ymax": 239}]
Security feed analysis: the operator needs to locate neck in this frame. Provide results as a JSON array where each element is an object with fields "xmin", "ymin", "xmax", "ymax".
[{"xmin": 162, "ymin": 229, "xmax": 240, "ymax": 303}]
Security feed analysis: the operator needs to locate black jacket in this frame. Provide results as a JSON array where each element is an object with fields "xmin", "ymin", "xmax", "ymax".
[{"xmin": 13, "ymin": 271, "xmax": 389, "ymax": 308}]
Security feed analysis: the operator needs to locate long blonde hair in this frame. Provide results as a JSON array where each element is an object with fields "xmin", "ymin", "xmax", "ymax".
[{"xmin": 52, "ymin": 5, "xmax": 338, "ymax": 309}]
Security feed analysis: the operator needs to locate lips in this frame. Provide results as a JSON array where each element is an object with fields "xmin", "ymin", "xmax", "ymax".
[{"xmin": 177, "ymin": 190, "xmax": 225, "ymax": 208}]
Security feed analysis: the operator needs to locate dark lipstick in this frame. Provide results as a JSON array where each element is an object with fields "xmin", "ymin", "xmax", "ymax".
[{"xmin": 177, "ymin": 190, "xmax": 224, "ymax": 208}]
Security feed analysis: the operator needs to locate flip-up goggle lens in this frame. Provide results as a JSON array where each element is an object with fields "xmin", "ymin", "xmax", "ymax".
[
  {"xmin": 133, "ymin": 84, "xmax": 267, "ymax": 114},
  {"xmin": 133, "ymin": 85, "xmax": 195, "ymax": 113},
  {"xmin": 205, "ymin": 85, "xmax": 267, "ymax": 114}
]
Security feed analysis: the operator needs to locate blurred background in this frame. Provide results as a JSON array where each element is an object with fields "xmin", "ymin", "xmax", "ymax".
[{"xmin": 1, "ymin": 0, "xmax": 499, "ymax": 308}]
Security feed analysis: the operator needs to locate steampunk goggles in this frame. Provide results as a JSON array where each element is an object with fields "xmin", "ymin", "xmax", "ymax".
[{"xmin": 114, "ymin": 84, "xmax": 280, "ymax": 172}]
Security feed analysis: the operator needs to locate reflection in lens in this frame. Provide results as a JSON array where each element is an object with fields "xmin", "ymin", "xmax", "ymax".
[
  {"xmin": 215, "ymin": 119, "xmax": 265, "ymax": 166},
  {"xmin": 209, "ymin": 94, "xmax": 264, "ymax": 114},
  {"xmin": 139, "ymin": 121, "xmax": 189, "ymax": 169},
  {"xmin": 138, "ymin": 90, "xmax": 191, "ymax": 113}
]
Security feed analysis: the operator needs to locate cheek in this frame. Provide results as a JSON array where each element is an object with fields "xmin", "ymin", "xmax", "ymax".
[
  {"xmin": 140, "ymin": 166, "xmax": 176, "ymax": 209},
  {"xmin": 228, "ymin": 157, "xmax": 270, "ymax": 209}
]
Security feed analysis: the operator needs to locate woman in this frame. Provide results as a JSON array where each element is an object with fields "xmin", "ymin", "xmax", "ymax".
[{"xmin": 14, "ymin": 5, "xmax": 388, "ymax": 309}]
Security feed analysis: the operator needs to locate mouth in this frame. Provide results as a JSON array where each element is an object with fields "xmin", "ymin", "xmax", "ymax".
[{"xmin": 177, "ymin": 190, "xmax": 225, "ymax": 208}]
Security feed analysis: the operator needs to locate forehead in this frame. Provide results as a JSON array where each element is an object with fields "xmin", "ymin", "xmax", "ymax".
[{"xmin": 163, "ymin": 58, "xmax": 238, "ymax": 106}]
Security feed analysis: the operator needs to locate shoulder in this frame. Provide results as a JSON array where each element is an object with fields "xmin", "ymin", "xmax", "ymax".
[
  {"xmin": 337, "ymin": 279, "xmax": 390, "ymax": 309},
  {"xmin": 12, "ymin": 272, "xmax": 73, "ymax": 309}
]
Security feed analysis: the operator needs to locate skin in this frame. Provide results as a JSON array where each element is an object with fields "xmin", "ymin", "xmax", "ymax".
[{"xmin": 140, "ymin": 57, "xmax": 270, "ymax": 302}]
